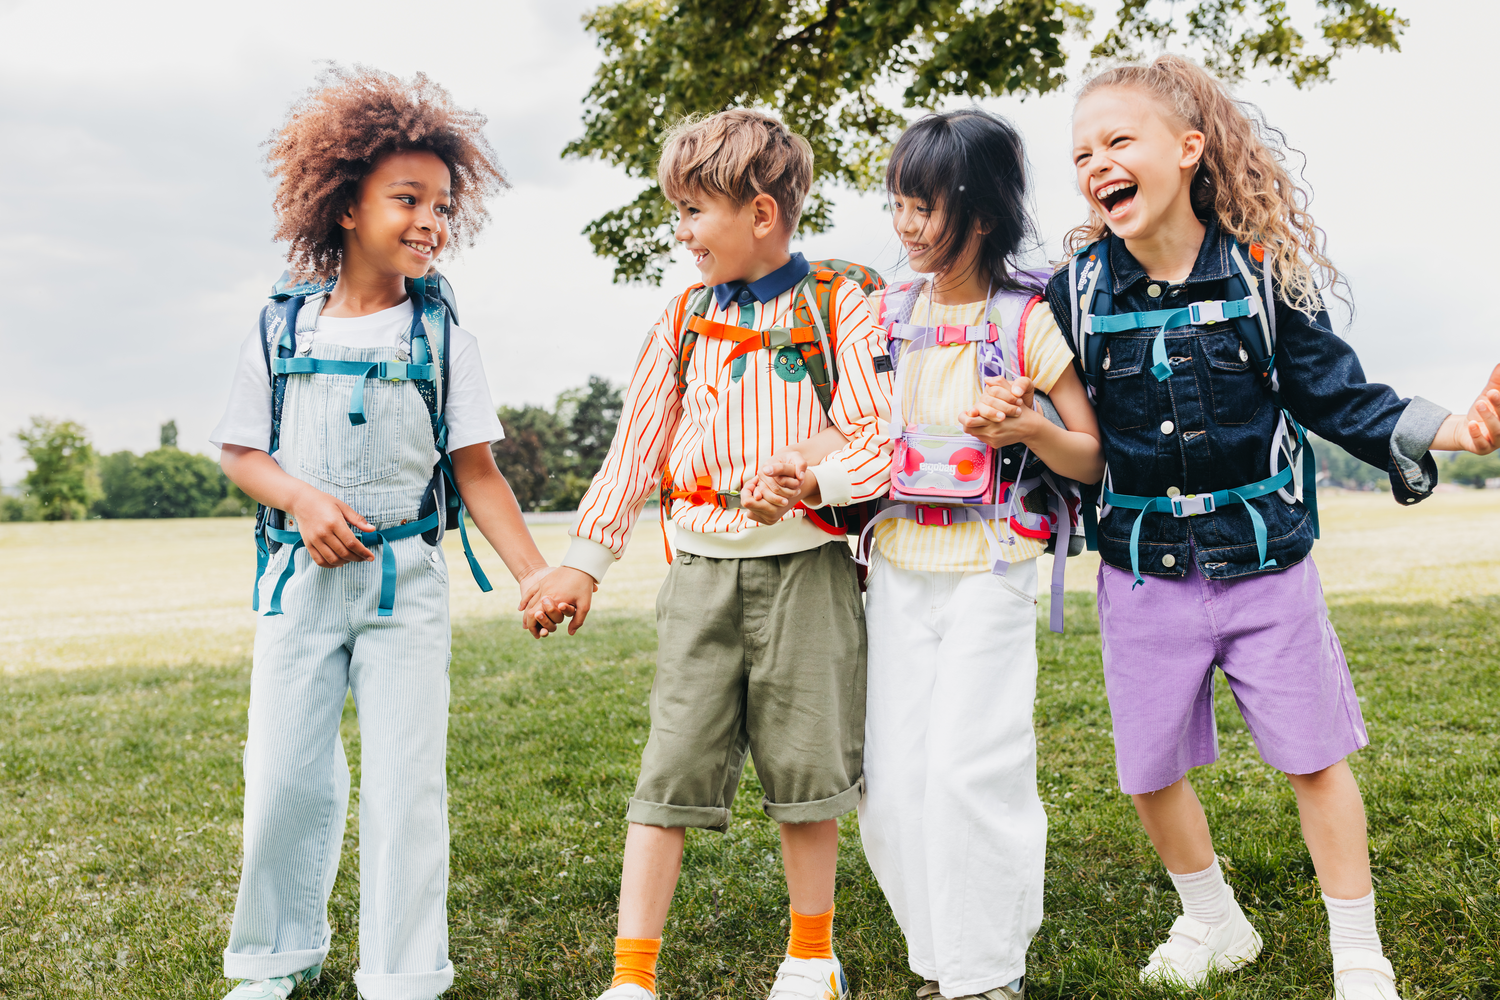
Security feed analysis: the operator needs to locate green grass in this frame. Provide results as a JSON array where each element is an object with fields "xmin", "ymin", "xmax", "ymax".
[{"xmin": 1, "ymin": 597, "xmax": 1497, "ymax": 999}]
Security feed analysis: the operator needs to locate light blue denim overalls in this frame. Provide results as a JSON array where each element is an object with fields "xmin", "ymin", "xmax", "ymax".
[{"xmin": 225, "ymin": 293, "xmax": 455, "ymax": 1000}]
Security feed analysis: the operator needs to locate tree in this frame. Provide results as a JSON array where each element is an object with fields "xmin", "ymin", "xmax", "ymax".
[
  {"xmin": 566, "ymin": 0, "xmax": 1406, "ymax": 283},
  {"xmin": 1446, "ymin": 451, "xmax": 1500, "ymax": 489},
  {"xmin": 94, "ymin": 447, "xmax": 227, "ymax": 519},
  {"xmin": 493, "ymin": 405, "xmax": 568, "ymax": 512},
  {"xmin": 16, "ymin": 417, "xmax": 99, "ymax": 520},
  {"xmin": 160, "ymin": 419, "xmax": 178, "ymax": 449}
]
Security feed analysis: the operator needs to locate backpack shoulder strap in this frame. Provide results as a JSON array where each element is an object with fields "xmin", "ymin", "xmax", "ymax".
[
  {"xmin": 792, "ymin": 269, "xmax": 841, "ymax": 418},
  {"xmin": 1071, "ymin": 239, "xmax": 1112, "ymax": 390},
  {"xmin": 1227, "ymin": 242, "xmax": 1278, "ymax": 392},
  {"xmin": 672, "ymin": 283, "xmax": 712, "ymax": 399}
]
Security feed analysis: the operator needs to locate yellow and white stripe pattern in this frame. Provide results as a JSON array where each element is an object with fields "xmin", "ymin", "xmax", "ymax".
[{"xmin": 872, "ymin": 288, "xmax": 1075, "ymax": 573}]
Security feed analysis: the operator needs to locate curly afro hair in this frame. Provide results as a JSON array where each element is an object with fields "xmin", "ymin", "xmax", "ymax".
[{"xmin": 267, "ymin": 65, "xmax": 507, "ymax": 280}]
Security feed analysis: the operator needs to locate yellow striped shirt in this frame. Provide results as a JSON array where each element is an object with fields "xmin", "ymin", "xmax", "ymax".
[{"xmin": 872, "ymin": 287, "xmax": 1075, "ymax": 572}]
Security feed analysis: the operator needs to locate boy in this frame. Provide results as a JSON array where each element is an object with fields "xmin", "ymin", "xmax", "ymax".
[
  {"xmin": 532, "ymin": 109, "xmax": 894, "ymax": 1000},
  {"xmin": 213, "ymin": 68, "xmax": 564, "ymax": 1000}
]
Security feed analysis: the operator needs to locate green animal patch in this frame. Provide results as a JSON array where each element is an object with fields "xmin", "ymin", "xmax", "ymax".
[{"xmin": 773, "ymin": 347, "xmax": 807, "ymax": 383}]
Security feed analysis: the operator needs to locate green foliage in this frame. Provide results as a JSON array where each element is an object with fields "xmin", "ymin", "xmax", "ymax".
[
  {"xmin": 0, "ymin": 491, "xmax": 40, "ymax": 522},
  {"xmin": 212, "ymin": 481, "xmax": 255, "ymax": 518},
  {"xmin": 16, "ymin": 417, "xmax": 99, "ymax": 521},
  {"xmin": 1445, "ymin": 451, "xmax": 1500, "ymax": 489},
  {"xmin": 568, "ymin": 0, "xmax": 1407, "ymax": 283},
  {"xmin": 0, "ymin": 597, "xmax": 1496, "ymax": 997},
  {"xmin": 1312, "ymin": 434, "xmax": 1388, "ymax": 491},
  {"xmin": 93, "ymin": 446, "xmax": 228, "ymax": 519},
  {"xmin": 159, "ymin": 419, "xmax": 178, "ymax": 449},
  {"xmin": 493, "ymin": 377, "xmax": 625, "ymax": 512}
]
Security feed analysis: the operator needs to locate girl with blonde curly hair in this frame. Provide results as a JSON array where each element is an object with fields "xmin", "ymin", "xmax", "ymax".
[
  {"xmin": 209, "ymin": 67, "xmax": 585, "ymax": 1000},
  {"xmin": 1029, "ymin": 54, "xmax": 1500, "ymax": 1000}
]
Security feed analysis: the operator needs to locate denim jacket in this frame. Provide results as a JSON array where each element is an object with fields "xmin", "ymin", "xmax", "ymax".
[{"xmin": 1045, "ymin": 219, "xmax": 1450, "ymax": 580}]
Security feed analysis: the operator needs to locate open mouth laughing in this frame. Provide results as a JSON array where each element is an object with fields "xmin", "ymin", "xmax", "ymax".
[
  {"xmin": 1094, "ymin": 180, "xmax": 1138, "ymax": 219},
  {"xmin": 403, "ymin": 239, "xmax": 435, "ymax": 259}
]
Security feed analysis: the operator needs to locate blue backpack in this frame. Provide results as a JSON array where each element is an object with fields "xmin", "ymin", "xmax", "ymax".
[
  {"xmin": 1065, "ymin": 236, "xmax": 1319, "ymax": 585},
  {"xmin": 251, "ymin": 269, "xmax": 492, "ymax": 615}
]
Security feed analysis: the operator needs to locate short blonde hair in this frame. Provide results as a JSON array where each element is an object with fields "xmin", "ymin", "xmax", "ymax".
[{"xmin": 657, "ymin": 109, "xmax": 812, "ymax": 232}]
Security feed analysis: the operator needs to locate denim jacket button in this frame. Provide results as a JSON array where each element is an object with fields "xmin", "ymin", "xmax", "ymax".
[
  {"xmin": 1160, "ymin": 420, "xmax": 1175, "ymax": 435},
  {"xmin": 1166, "ymin": 487, "xmax": 1181, "ymax": 497},
  {"xmin": 1162, "ymin": 554, "xmax": 1177, "ymax": 568},
  {"xmin": 1147, "ymin": 283, "xmax": 1163, "ymax": 298}
]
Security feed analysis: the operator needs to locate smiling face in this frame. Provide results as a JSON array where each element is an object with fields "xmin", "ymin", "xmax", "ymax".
[
  {"xmin": 673, "ymin": 190, "xmax": 785, "ymax": 287},
  {"xmin": 1072, "ymin": 86, "xmax": 1205, "ymax": 244},
  {"xmin": 338, "ymin": 149, "xmax": 453, "ymax": 281}
]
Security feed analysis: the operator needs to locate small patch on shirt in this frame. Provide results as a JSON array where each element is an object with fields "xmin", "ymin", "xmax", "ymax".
[{"xmin": 872, "ymin": 354, "xmax": 895, "ymax": 374}]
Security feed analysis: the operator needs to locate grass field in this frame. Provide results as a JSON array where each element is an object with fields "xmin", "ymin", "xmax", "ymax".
[{"xmin": 1, "ymin": 492, "xmax": 1498, "ymax": 998}]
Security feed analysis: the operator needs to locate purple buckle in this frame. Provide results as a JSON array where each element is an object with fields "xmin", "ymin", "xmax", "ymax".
[{"xmin": 914, "ymin": 505, "xmax": 954, "ymax": 527}]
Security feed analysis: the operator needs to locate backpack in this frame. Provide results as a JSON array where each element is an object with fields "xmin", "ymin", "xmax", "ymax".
[
  {"xmin": 1065, "ymin": 236, "xmax": 1319, "ymax": 585},
  {"xmin": 654, "ymin": 259, "xmax": 887, "ymax": 560},
  {"xmin": 856, "ymin": 275, "xmax": 1085, "ymax": 633},
  {"xmin": 251, "ymin": 269, "xmax": 492, "ymax": 614}
]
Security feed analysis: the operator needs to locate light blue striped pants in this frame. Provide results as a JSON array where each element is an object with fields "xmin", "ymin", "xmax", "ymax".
[{"xmin": 226, "ymin": 536, "xmax": 454, "ymax": 1000}]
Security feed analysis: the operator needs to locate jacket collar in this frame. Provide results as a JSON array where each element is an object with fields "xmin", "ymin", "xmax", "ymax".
[
  {"xmin": 712, "ymin": 252, "xmax": 810, "ymax": 310},
  {"xmin": 1107, "ymin": 216, "xmax": 1236, "ymax": 290}
]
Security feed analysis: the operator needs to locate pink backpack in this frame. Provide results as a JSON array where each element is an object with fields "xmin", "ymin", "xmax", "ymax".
[{"xmin": 857, "ymin": 277, "xmax": 1083, "ymax": 632}]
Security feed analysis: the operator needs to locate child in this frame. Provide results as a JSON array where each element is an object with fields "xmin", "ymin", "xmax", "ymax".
[
  {"xmin": 765, "ymin": 110, "xmax": 1105, "ymax": 1000},
  {"xmin": 529, "ymin": 109, "xmax": 894, "ymax": 1000},
  {"xmin": 211, "ymin": 68, "xmax": 569, "ymax": 1000},
  {"xmin": 1046, "ymin": 55, "xmax": 1500, "ymax": 999}
]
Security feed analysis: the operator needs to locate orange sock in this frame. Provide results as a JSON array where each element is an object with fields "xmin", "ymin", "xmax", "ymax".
[
  {"xmin": 787, "ymin": 906, "xmax": 835, "ymax": 960},
  {"xmin": 611, "ymin": 937, "xmax": 662, "ymax": 994}
]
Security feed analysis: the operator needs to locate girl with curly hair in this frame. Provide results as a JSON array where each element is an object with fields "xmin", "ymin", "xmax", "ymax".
[
  {"xmin": 1035, "ymin": 55, "xmax": 1500, "ymax": 999},
  {"xmin": 209, "ymin": 67, "xmax": 589, "ymax": 1000}
]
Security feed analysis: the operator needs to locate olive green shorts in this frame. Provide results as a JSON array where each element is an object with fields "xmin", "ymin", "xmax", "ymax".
[{"xmin": 626, "ymin": 541, "xmax": 868, "ymax": 832}]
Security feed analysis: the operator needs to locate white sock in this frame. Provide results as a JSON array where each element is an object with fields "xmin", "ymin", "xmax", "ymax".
[
  {"xmin": 1324, "ymin": 891, "xmax": 1383, "ymax": 955},
  {"xmin": 1169, "ymin": 859, "xmax": 1233, "ymax": 926}
]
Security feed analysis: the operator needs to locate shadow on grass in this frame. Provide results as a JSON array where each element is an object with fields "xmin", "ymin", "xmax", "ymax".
[{"xmin": 0, "ymin": 596, "xmax": 1496, "ymax": 998}]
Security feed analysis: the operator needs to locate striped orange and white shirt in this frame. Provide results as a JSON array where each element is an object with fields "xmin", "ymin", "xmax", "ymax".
[{"xmin": 565, "ymin": 277, "xmax": 895, "ymax": 580}]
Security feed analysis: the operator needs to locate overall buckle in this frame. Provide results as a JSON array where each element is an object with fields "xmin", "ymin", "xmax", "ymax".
[
  {"xmin": 914, "ymin": 505, "xmax": 954, "ymax": 527},
  {"xmin": 1170, "ymin": 493, "xmax": 1215, "ymax": 517}
]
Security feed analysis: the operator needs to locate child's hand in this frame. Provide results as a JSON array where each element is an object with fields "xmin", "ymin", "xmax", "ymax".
[
  {"xmin": 741, "ymin": 453, "xmax": 810, "ymax": 525},
  {"xmin": 517, "ymin": 565, "xmax": 554, "ymax": 611},
  {"xmin": 961, "ymin": 378, "xmax": 1040, "ymax": 449},
  {"xmin": 1460, "ymin": 363, "xmax": 1500, "ymax": 454},
  {"xmin": 522, "ymin": 567, "xmax": 596, "ymax": 637},
  {"xmin": 286, "ymin": 485, "xmax": 375, "ymax": 568}
]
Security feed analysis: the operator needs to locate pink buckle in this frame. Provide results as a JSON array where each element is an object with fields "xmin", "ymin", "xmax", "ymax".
[
  {"xmin": 914, "ymin": 505, "xmax": 954, "ymax": 527},
  {"xmin": 935, "ymin": 325, "xmax": 968, "ymax": 346}
]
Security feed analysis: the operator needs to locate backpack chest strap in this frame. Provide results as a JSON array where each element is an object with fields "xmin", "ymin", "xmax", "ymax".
[
  {"xmin": 1088, "ymin": 296, "xmax": 1257, "ymax": 382},
  {"xmin": 888, "ymin": 321, "xmax": 999, "ymax": 349},
  {"xmin": 685, "ymin": 315, "xmax": 818, "ymax": 366},
  {"xmin": 269, "ymin": 357, "xmax": 436, "ymax": 426}
]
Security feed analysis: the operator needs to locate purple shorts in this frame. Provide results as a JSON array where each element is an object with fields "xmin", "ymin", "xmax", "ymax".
[{"xmin": 1097, "ymin": 555, "xmax": 1368, "ymax": 795}]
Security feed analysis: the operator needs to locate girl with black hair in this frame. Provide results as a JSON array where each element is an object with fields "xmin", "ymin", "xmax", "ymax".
[{"xmin": 856, "ymin": 110, "xmax": 1102, "ymax": 1000}]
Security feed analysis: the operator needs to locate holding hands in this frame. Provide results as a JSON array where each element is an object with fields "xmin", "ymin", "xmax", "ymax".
[
  {"xmin": 519, "ymin": 566, "xmax": 596, "ymax": 638},
  {"xmin": 960, "ymin": 375, "xmax": 1040, "ymax": 449},
  {"xmin": 741, "ymin": 451, "xmax": 821, "ymax": 525}
]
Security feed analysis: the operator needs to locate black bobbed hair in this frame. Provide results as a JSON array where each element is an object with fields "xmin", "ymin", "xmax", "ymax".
[{"xmin": 885, "ymin": 109, "xmax": 1039, "ymax": 293}]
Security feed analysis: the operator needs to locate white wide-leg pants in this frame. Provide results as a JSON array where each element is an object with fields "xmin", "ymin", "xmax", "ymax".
[{"xmin": 858, "ymin": 554, "xmax": 1047, "ymax": 996}]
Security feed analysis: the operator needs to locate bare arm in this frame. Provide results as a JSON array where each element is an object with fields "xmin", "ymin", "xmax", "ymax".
[
  {"xmin": 1431, "ymin": 365, "xmax": 1500, "ymax": 454},
  {"xmin": 221, "ymin": 444, "xmax": 375, "ymax": 568},
  {"xmin": 960, "ymin": 366, "xmax": 1106, "ymax": 484}
]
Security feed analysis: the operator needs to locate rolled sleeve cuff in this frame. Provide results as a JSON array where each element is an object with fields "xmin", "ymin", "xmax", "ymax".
[
  {"xmin": 805, "ymin": 460, "xmax": 855, "ymax": 509},
  {"xmin": 1388, "ymin": 396, "xmax": 1450, "ymax": 504},
  {"xmin": 562, "ymin": 536, "xmax": 614, "ymax": 582}
]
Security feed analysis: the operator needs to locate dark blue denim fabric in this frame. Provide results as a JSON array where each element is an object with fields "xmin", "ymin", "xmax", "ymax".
[{"xmin": 1044, "ymin": 219, "xmax": 1438, "ymax": 580}]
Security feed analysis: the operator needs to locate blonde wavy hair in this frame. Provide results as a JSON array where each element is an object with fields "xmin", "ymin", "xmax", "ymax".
[{"xmin": 1064, "ymin": 54, "xmax": 1340, "ymax": 316}]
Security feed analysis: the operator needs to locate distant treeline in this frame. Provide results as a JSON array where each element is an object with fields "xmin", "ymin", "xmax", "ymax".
[{"xmin": 2, "ymin": 419, "xmax": 250, "ymax": 522}]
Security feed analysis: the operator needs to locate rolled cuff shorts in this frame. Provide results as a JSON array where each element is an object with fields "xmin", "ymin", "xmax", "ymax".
[
  {"xmin": 1098, "ymin": 554, "xmax": 1369, "ymax": 795},
  {"xmin": 628, "ymin": 541, "xmax": 868, "ymax": 832}
]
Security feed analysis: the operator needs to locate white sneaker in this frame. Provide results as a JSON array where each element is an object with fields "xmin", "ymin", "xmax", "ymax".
[
  {"xmin": 767, "ymin": 954, "xmax": 848, "ymax": 1000},
  {"xmin": 222, "ymin": 964, "xmax": 321, "ymax": 1000},
  {"xmin": 1334, "ymin": 950, "xmax": 1402, "ymax": 1000},
  {"xmin": 1140, "ymin": 897, "xmax": 1263, "ymax": 987},
  {"xmin": 596, "ymin": 985, "xmax": 657, "ymax": 1000}
]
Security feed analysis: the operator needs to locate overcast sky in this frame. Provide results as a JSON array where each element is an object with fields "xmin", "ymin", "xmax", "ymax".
[{"xmin": 1, "ymin": 0, "xmax": 1494, "ymax": 485}]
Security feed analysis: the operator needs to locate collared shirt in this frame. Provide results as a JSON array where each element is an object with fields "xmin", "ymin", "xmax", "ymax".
[{"xmin": 712, "ymin": 252, "xmax": 811, "ymax": 310}]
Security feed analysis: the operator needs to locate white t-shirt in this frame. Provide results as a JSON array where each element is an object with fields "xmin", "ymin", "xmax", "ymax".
[{"xmin": 210, "ymin": 299, "xmax": 505, "ymax": 456}]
